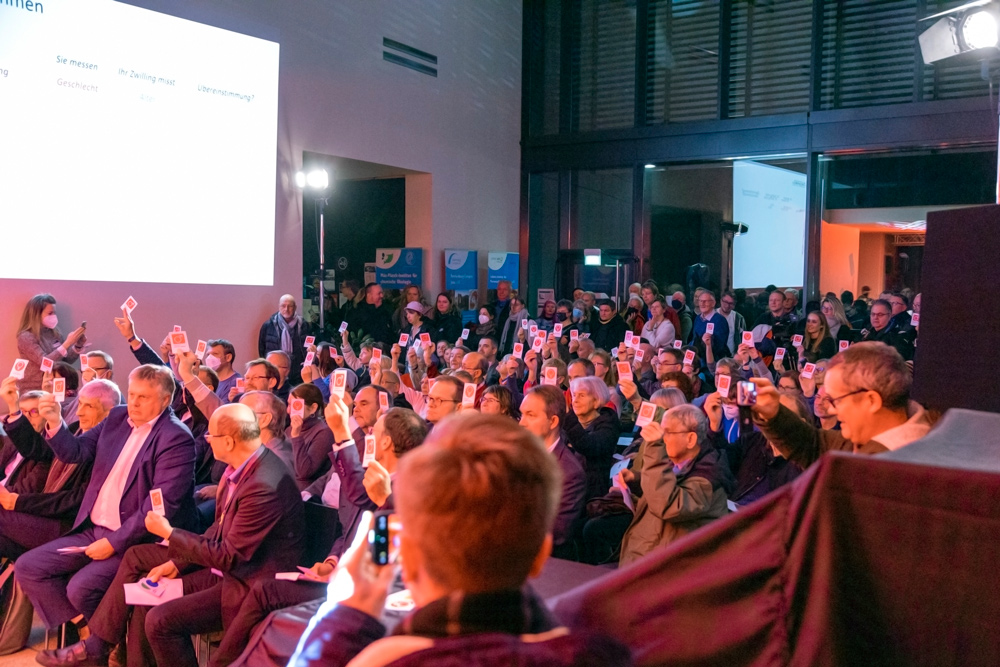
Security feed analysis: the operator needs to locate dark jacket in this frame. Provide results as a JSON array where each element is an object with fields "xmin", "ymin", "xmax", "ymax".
[
  {"xmin": 258, "ymin": 313, "xmax": 311, "ymax": 383},
  {"xmin": 349, "ymin": 302, "xmax": 394, "ymax": 346},
  {"xmin": 619, "ymin": 443, "xmax": 734, "ymax": 566},
  {"xmin": 46, "ymin": 405, "xmax": 197, "ymax": 554},
  {"xmin": 287, "ymin": 415, "xmax": 335, "ymax": 491},
  {"xmin": 431, "ymin": 311, "xmax": 463, "ymax": 344},
  {"xmin": 713, "ymin": 430, "xmax": 803, "ymax": 505},
  {"xmin": 551, "ymin": 440, "xmax": 587, "ymax": 548},
  {"xmin": 860, "ymin": 321, "xmax": 916, "ymax": 361},
  {"xmin": 798, "ymin": 335, "xmax": 837, "ymax": 364},
  {"xmin": 0, "ymin": 428, "xmax": 49, "ymax": 494},
  {"xmin": 563, "ymin": 407, "xmax": 621, "ymax": 500},
  {"xmin": 6, "ymin": 416, "xmax": 91, "ymax": 528},
  {"xmin": 590, "ymin": 316, "xmax": 628, "ymax": 353},
  {"xmin": 168, "ymin": 446, "xmax": 305, "ymax": 627},
  {"xmin": 291, "ymin": 587, "xmax": 632, "ymax": 667}
]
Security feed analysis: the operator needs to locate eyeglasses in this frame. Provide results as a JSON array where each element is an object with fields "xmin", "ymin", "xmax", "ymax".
[
  {"xmin": 426, "ymin": 396, "xmax": 458, "ymax": 407},
  {"xmin": 661, "ymin": 430, "xmax": 693, "ymax": 436},
  {"xmin": 205, "ymin": 432, "xmax": 229, "ymax": 440},
  {"xmin": 22, "ymin": 408, "xmax": 41, "ymax": 417},
  {"xmin": 826, "ymin": 388, "xmax": 869, "ymax": 409},
  {"xmin": 481, "ymin": 397, "xmax": 500, "ymax": 405}
]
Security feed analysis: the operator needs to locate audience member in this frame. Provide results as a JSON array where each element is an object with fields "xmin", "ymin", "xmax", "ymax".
[
  {"xmin": 718, "ymin": 290, "xmax": 746, "ymax": 354},
  {"xmin": 265, "ymin": 350, "xmax": 293, "ymax": 401},
  {"xmin": 15, "ymin": 294, "xmax": 87, "ymax": 392},
  {"xmin": 821, "ymin": 296, "xmax": 854, "ymax": 343},
  {"xmin": 36, "ymin": 403, "xmax": 304, "ymax": 667},
  {"xmin": 488, "ymin": 279, "xmax": 513, "ymax": 324},
  {"xmin": 430, "ymin": 292, "xmax": 462, "ymax": 344},
  {"xmin": 693, "ymin": 290, "xmax": 730, "ymax": 362},
  {"xmin": 565, "ymin": 376, "xmax": 620, "ymax": 500},
  {"xmin": 16, "ymin": 364, "xmax": 196, "ymax": 635},
  {"xmin": 80, "ymin": 351, "xmax": 114, "ymax": 385},
  {"xmin": 239, "ymin": 390, "xmax": 294, "ymax": 472},
  {"xmin": 618, "ymin": 404, "xmax": 733, "ymax": 566},
  {"xmin": 751, "ymin": 342, "xmax": 932, "ymax": 467},
  {"xmin": 468, "ymin": 307, "xmax": 497, "ymax": 352},
  {"xmin": 258, "ymin": 294, "xmax": 311, "ymax": 384},
  {"xmin": 754, "ymin": 290, "xmax": 796, "ymax": 351},
  {"xmin": 497, "ymin": 297, "xmax": 531, "ymax": 358},
  {"xmin": 480, "ymin": 384, "xmax": 519, "ymax": 420},
  {"xmin": 590, "ymin": 299, "xmax": 628, "ymax": 352},
  {"xmin": 350, "ymin": 283, "xmax": 393, "ymax": 345},
  {"xmin": 205, "ymin": 339, "xmax": 242, "ymax": 400},
  {"xmin": 289, "ymin": 411, "xmax": 631, "ymax": 667},
  {"xmin": 640, "ymin": 297, "xmax": 676, "ymax": 350},
  {"xmin": 795, "ymin": 311, "xmax": 836, "ymax": 364},
  {"xmin": 424, "ymin": 375, "xmax": 465, "ymax": 427},
  {"xmin": 860, "ymin": 299, "xmax": 915, "ymax": 361},
  {"xmin": 286, "ymin": 383, "xmax": 335, "ymax": 490}
]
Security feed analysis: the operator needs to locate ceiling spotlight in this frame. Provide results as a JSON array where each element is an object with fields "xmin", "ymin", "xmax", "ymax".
[
  {"xmin": 294, "ymin": 168, "xmax": 331, "ymax": 191},
  {"xmin": 918, "ymin": 1, "xmax": 999, "ymax": 64}
]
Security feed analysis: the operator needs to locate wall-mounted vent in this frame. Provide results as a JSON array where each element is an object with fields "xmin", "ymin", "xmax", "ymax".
[{"xmin": 383, "ymin": 38, "xmax": 437, "ymax": 77}]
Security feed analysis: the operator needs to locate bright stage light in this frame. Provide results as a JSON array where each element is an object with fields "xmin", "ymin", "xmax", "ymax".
[{"xmin": 962, "ymin": 10, "xmax": 998, "ymax": 49}]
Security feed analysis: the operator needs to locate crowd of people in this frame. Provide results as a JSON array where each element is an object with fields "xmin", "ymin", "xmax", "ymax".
[{"xmin": 0, "ymin": 278, "xmax": 931, "ymax": 666}]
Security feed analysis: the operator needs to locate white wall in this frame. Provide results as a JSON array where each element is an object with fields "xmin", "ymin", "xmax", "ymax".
[{"xmin": 0, "ymin": 0, "xmax": 522, "ymax": 392}]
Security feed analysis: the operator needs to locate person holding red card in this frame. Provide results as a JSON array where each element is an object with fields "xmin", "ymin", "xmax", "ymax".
[{"xmin": 15, "ymin": 293, "xmax": 87, "ymax": 392}]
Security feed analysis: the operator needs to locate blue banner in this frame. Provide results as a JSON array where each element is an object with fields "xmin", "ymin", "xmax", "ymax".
[
  {"xmin": 487, "ymin": 251, "xmax": 519, "ymax": 289},
  {"xmin": 444, "ymin": 249, "xmax": 478, "ymax": 292},
  {"xmin": 375, "ymin": 248, "xmax": 423, "ymax": 288}
]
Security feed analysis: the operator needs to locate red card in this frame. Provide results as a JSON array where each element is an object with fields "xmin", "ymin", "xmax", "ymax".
[
  {"xmin": 570, "ymin": 329, "xmax": 579, "ymax": 341},
  {"xmin": 513, "ymin": 342, "xmax": 524, "ymax": 358},
  {"xmin": 398, "ymin": 333, "xmax": 410, "ymax": 346},
  {"xmin": 792, "ymin": 334, "xmax": 804, "ymax": 346},
  {"xmin": 290, "ymin": 398, "xmax": 305, "ymax": 418},
  {"xmin": 774, "ymin": 347, "xmax": 786, "ymax": 361},
  {"xmin": 634, "ymin": 349, "xmax": 645, "ymax": 363},
  {"xmin": 173, "ymin": 325, "xmax": 182, "ymax": 333},
  {"xmin": 532, "ymin": 336, "xmax": 544, "ymax": 352},
  {"xmin": 683, "ymin": 350, "xmax": 696, "ymax": 366},
  {"xmin": 741, "ymin": 331, "xmax": 755, "ymax": 348},
  {"xmin": 706, "ymin": 323, "xmax": 715, "ymax": 335},
  {"xmin": 461, "ymin": 328, "xmax": 470, "ymax": 340},
  {"xmin": 304, "ymin": 336, "xmax": 315, "ymax": 347},
  {"xmin": 672, "ymin": 340, "xmax": 683, "ymax": 349},
  {"xmin": 838, "ymin": 340, "xmax": 850, "ymax": 352},
  {"xmin": 372, "ymin": 348, "xmax": 382, "ymax": 361},
  {"xmin": 462, "ymin": 383, "xmax": 477, "ymax": 406},
  {"xmin": 236, "ymin": 378, "xmax": 246, "ymax": 391},
  {"xmin": 529, "ymin": 325, "xmax": 538, "ymax": 338},
  {"xmin": 553, "ymin": 323, "xmax": 563, "ymax": 337},
  {"xmin": 801, "ymin": 363, "xmax": 816, "ymax": 379},
  {"xmin": 304, "ymin": 351, "xmax": 315, "ymax": 365},
  {"xmin": 716, "ymin": 373, "xmax": 732, "ymax": 396},
  {"xmin": 616, "ymin": 361, "xmax": 633, "ymax": 381},
  {"xmin": 541, "ymin": 367, "xmax": 558, "ymax": 386},
  {"xmin": 379, "ymin": 392, "xmax": 389, "ymax": 411},
  {"xmin": 40, "ymin": 357, "xmax": 54, "ymax": 373},
  {"xmin": 331, "ymin": 369, "xmax": 347, "ymax": 397},
  {"xmin": 419, "ymin": 333, "xmax": 432, "ymax": 345},
  {"xmin": 121, "ymin": 296, "xmax": 138, "ymax": 313},
  {"xmin": 10, "ymin": 359, "xmax": 28, "ymax": 379},
  {"xmin": 52, "ymin": 377, "xmax": 66, "ymax": 402}
]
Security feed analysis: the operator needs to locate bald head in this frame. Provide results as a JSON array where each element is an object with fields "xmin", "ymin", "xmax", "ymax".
[
  {"xmin": 209, "ymin": 403, "xmax": 262, "ymax": 467},
  {"xmin": 461, "ymin": 352, "xmax": 489, "ymax": 385},
  {"xmin": 278, "ymin": 294, "xmax": 297, "ymax": 321}
]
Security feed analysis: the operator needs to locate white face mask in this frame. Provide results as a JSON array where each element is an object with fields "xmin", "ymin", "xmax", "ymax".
[
  {"xmin": 204, "ymin": 355, "xmax": 222, "ymax": 371},
  {"xmin": 478, "ymin": 314, "xmax": 490, "ymax": 325},
  {"xmin": 42, "ymin": 314, "xmax": 58, "ymax": 330}
]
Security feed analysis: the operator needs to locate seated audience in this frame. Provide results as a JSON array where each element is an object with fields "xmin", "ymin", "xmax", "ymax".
[
  {"xmin": 228, "ymin": 358, "xmax": 281, "ymax": 402},
  {"xmin": 289, "ymin": 411, "xmax": 631, "ymax": 667},
  {"xmin": 480, "ymin": 384, "xmax": 520, "ymax": 420},
  {"xmin": 36, "ymin": 403, "xmax": 304, "ymax": 667},
  {"xmin": 795, "ymin": 311, "xmax": 836, "ymax": 364},
  {"xmin": 751, "ymin": 342, "xmax": 932, "ymax": 467},
  {"xmin": 565, "ymin": 376, "xmax": 621, "ymax": 500},
  {"xmin": 860, "ymin": 299, "xmax": 916, "ymax": 361},
  {"xmin": 640, "ymin": 297, "xmax": 676, "ymax": 351},
  {"xmin": 287, "ymin": 383, "xmax": 335, "ymax": 490},
  {"xmin": 206, "ymin": 339, "xmax": 243, "ymax": 400},
  {"xmin": 16, "ymin": 364, "xmax": 196, "ymax": 636},
  {"xmin": 618, "ymin": 404, "xmax": 734, "ymax": 566},
  {"xmin": 239, "ymin": 390, "xmax": 295, "ymax": 472},
  {"xmin": 265, "ymin": 350, "xmax": 293, "ymax": 401},
  {"xmin": 258, "ymin": 294, "xmax": 311, "ymax": 384},
  {"xmin": 519, "ymin": 385, "xmax": 587, "ymax": 559}
]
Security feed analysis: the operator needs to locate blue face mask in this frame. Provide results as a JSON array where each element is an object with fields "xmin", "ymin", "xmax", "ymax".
[{"xmin": 572, "ymin": 308, "xmax": 583, "ymax": 320}]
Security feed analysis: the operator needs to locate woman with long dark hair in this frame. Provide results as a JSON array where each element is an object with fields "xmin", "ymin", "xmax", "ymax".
[{"xmin": 16, "ymin": 293, "xmax": 87, "ymax": 391}]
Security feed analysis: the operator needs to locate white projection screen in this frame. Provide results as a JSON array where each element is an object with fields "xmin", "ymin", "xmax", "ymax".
[
  {"xmin": 732, "ymin": 160, "xmax": 807, "ymax": 289},
  {"xmin": 0, "ymin": 0, "xmax": 279, "ymax": 285}
]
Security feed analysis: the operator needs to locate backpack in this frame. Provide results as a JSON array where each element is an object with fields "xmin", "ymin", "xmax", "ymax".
[{"xmin": 0, "ymin": 558, "xmax": 35, "ymax": 655}]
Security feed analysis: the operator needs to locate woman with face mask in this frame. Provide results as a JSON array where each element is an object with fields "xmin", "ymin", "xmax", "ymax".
[
  {"xmin": 16, "ymin": 293, "xmax": 87, "ymax": 391},
  {"xmin": 466, "ymin": 306, "xmax": 497, "ymax": 352}
]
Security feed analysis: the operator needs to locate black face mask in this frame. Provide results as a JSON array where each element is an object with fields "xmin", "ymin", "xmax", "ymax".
[
  {"xmin": 556, "ymin": 312, "xmax": 568, "ymax": 322},
  {"xmin": 671, "ymin": 299, "xmax": 683, "ymax": 311}
]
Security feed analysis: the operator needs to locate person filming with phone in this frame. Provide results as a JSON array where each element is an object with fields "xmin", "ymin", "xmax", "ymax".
[
  {"xmin": 289, "ymin": 412, "xmax": 632, "ymax": 667},
  {"xmin": 748, "ymin": 342, "xmax": 933, "ymax": 468}
]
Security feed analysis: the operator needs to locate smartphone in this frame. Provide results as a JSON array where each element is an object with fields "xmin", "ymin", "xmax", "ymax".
[
  {"xmin": 369, "ymin": 510, "xmax": 400, "ymax": 566},
  {"xmin": 736, "ymin": 381, "xmax": 757, "ymax": 407}
]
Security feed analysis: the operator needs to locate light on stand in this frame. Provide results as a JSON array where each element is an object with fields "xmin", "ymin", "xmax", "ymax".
[
  {"xmin": 963, "ymin": 10, "xmax": 999, "ymax": 49},
  {"xmin": 295, "ymin": 168, "xmax": 333, "ymax": 330}
]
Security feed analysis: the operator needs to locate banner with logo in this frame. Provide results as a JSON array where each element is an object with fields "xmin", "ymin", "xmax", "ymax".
[
  {"xmin": 375, "ymin": 248, "xmax": 423, "ymax": 288},
  {"xmin": 487, "ymin": 251, "xmax": 519, "ymax": 289},
  {"xmin": 444, "ymin": 249, "xmax": 480, "ymax": 323}
]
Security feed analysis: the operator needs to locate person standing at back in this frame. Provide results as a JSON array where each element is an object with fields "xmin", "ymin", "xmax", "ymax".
[{"xmin": 16, "ymin": 293, "xmax": 88, "ymax": 392}]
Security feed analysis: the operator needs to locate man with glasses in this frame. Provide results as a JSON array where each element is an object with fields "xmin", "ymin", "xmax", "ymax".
[
  {"xmin": 718, "ymin": 290, "xmax": 746, "ymax": 355},
  {"xmin": 460, "ymin": 352, "xmax": 489, "ymax": 407},
  {"xmin": 424, "ymin": 375, "xmax": 465, "ymax": 427},
  {"xmin": 749, "ymin": 342, "xmax": 932, "ymax": 468},
  {"xmin": 229, "ymin": 359, "xmax": 281, "ymax": 402},
  {"xmin": 861, "ymin": 299, "xmax": 915, "ymax": 361},
  {"xmin": 619, "ymin": 404, "xmax": 734, "ymax": 566},
  {"xmin": 81, "ymin": 351, "xmax": 114, "ymax": 385},
  {"xmin": 692, "ymin": 291, "xmax": 730, "ymax": 364},
  {"xmin": 264, "ymin": 351, "xmax": 292, "ymax": 402}
]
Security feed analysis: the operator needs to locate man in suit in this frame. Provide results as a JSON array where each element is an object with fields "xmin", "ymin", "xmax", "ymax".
[
  {"xmin": 15, "ymin": 364, "xmax": 197, "ymax": 633},
  {"xmin": 519, "ymin": 385, "xmax": 587, "ymax": 559},
  {"xmin": 36, "ymin": 403, "xmax": 305, "ymax": 667},
  {"xmin": 0, "ymin": 378, "xmax": 118, "ymax": 560},
  {"xmin": 208, "ymin": 406, "xmax": 426, "ymax": 667}
]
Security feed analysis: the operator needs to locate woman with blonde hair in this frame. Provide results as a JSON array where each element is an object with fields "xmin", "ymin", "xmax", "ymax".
[
  {"xmin": 16, "ymin": 293, "xmax": 87, "ymax": 391},
  {"xmin": 821, "ymin": 295, "xmax": 854, "ymax": 343}
]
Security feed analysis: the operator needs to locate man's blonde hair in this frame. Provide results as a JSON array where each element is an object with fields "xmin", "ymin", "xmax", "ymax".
[{"xmin": 395, "ymin": 412, "xmax": 561, "ymax": 592}]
